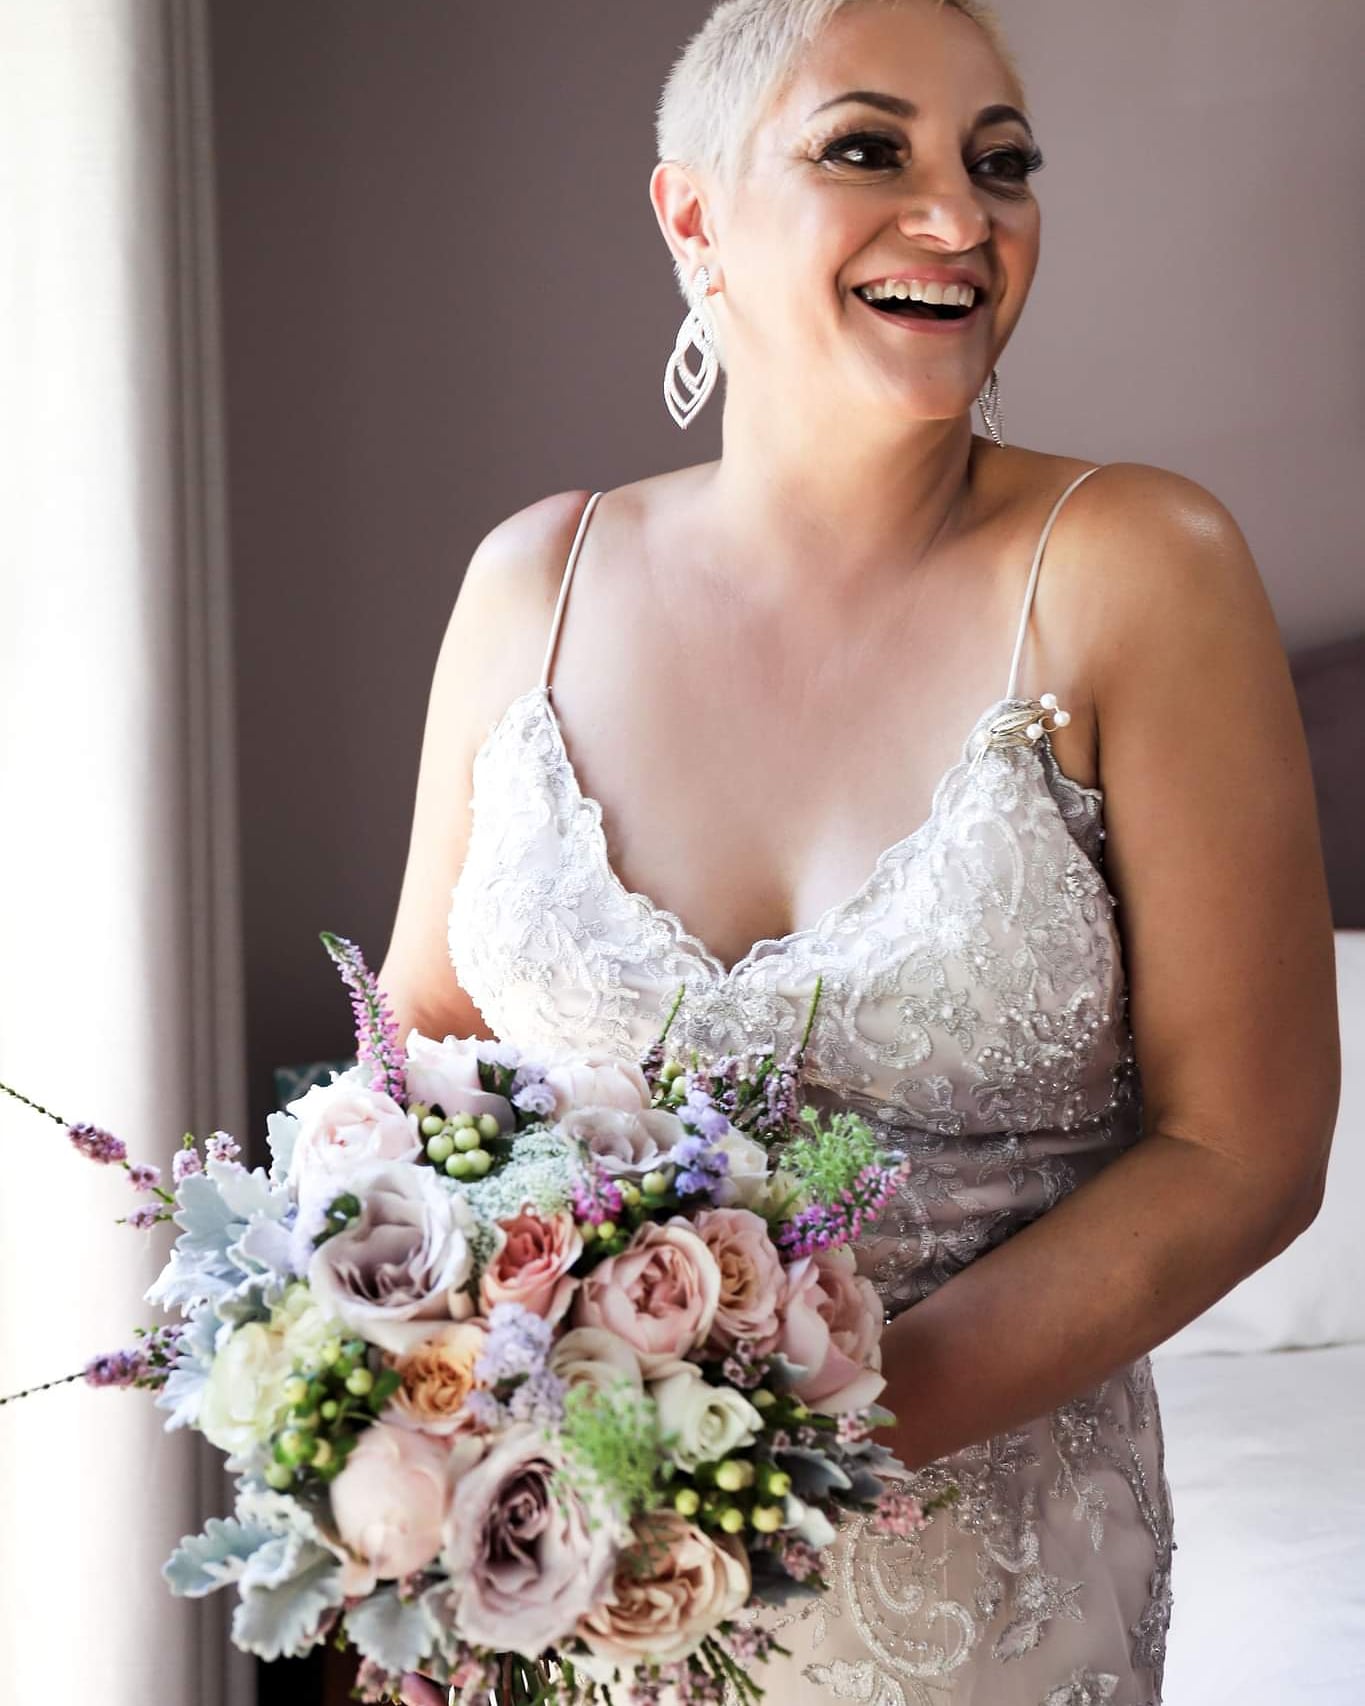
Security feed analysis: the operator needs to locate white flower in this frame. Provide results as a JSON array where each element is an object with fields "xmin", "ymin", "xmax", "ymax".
[
  {"xmin": 549, "ymin": 1327, "xmax": 644, "ymax": 1396},
  {"xmin": 198, "ymin": 1322, "xmax": 295, "ymax": 1458},
  {"xmin": 650, "ymin": 1362, "xmax": 763, "ymax": 1472},
  {"xmin": 269, "ymin": 1281, "xmax": 344, "ymax": 1367},
  {"xmin": 404, "ymin": 1029, "xmax": 515, "ymax": 1130},
  {"xmin": 284, "ymin": 1078, "xmax": 420, "ymax": 1204},
  {"xmin": 711, "ymin": 1125, "xmax": 771, "ymax": 1208}
]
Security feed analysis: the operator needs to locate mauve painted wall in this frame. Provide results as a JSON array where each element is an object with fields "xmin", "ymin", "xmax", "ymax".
[{"xmin": 208, "ymin": 0, "xmax": 1364, "ymax": 1137}]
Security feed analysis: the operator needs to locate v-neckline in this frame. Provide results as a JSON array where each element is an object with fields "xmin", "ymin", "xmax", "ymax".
[{"xmin": 473, "ymin": 683, "xmax": 1103, "ymax": 986}]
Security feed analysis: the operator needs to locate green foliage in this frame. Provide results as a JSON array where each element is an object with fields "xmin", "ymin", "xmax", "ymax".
[
  {"xmin": 558, "ymin": 1380, "xmax": 664, "ymax": 1522},
  {"xmin": 781, "ymin": 1106, "xmax": 881, "ymax": 1202}
]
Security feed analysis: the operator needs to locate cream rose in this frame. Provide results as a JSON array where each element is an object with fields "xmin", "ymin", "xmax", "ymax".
[
  {"xmin": 711, "ymin": 1125, "xmax": 771, "ymax": 1208},
  {"xmin": 306, "ymin": 1160, "xmax": 477, "ymax": 1355},
  {"xmin": 403, "ymin": 1029, "xmax": 515, "ymax": 1131},
  {"xmin": 576, "ymin": 1511, "xmax": 750, "ymax": 1670},
  {"xmin": 541, "ymin": 1049, "xmax": 652, "ymax": 1118},
  {"xmin": 650, "ymin": 1363, "xmax": 763, "ymax": 1472},
  {"xmin": 777, "ymin": 1243, "xmax": 886, "ymax": 1415},
  {"xmin": 284, "ymin": 1079, "xmax": 420, "ymax": 1201},
  {"xmin": 198, "ymin": 1322, "xmax": 295, "ymax": 1458},
  {"xmin": 572, "ymin": 1218, "xmax": 721, "ymax": 1375},
  {"xmin": 693, "ymin": 1207, "xmax": 785, "ymax": 1354},
  {"xmin": 383, "ymin": 1319, "xmax": 489, "ymax": 1436},
  {"xmin": 330, "ymin": 1418, "xmax": 477, "ymax": 1596},
  {"xmin": 479, "ymin": 1207, "xmax": 582, "ymax": 1325},
  {"xmin": 556, "ymin": 1106, "xmax": 687, "ymax": 1181},
  {"xmin": 549, "ymin": 1327, "xmax": 644, "ymax": 1396},
  {"xmin": 269, "ymin": 1281, "xmax": 345, "ymax": 1368}
]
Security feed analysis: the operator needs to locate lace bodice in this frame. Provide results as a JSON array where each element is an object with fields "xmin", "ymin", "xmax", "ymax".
[{"xmin": 444, "ymin": 469, "xmax": 1174, "ymax": 1704}]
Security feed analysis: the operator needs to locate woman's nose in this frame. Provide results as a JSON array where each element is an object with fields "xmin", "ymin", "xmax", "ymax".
[{"xmin": 895, "ymin": 183, "xmax": 991, "ymax": 253}]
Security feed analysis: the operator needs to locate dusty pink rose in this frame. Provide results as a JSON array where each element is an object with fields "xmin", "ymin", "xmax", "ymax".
[
  {"xmin": 403, "ymin": 1029, "xmax": 515, "ymax": 1131},
  {"xmin": 777, "ymin": 1243, "xmax": 886, "ymax": 1415},
  {"xmin": 330, "ymin": 1419, "xmax": 480, "ymax": 1596},
  {"xmin": 572, "ymin": 1218, "xmax": 721, "ymax": 1375},
  {"xmin": 693, "ymin": 1207, "xmax": 786, "ymax": 1354},
  {"xmin": 576, "ymin": 1511, "xmax": 750, "ymax": 1670},
  {"xmin": 284, "ymin": 1078, "xmax": 419, "ymax": 1200},
  {"xmin": 479, "ymin": 1207, "xmax": 582, "ymax": 1325},
  {"xmin": 442, "ymin": 1424, "xmax": 618, "ymax": 1653},
  {"xmin": 541, "ymin": 1048, "xmax": 652, "ymax": 1118}
]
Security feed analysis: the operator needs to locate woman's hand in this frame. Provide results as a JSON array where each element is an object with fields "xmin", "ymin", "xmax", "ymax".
[{"xmin": 397, "ymin": 1674, "xmax": 447, "ymax": 1706}]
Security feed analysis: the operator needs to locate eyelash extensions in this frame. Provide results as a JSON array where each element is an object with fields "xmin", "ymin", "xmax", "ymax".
[{"xmin": 817, "ymin": 129, "xmax": 1045, "ymax": 186}]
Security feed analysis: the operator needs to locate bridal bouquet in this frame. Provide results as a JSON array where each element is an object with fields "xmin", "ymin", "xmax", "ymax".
[{"xmin": 3, "ymin": 933, "xmax": 953, "ymax": 1704}]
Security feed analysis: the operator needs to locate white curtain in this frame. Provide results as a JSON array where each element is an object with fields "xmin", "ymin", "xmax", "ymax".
[{"xmin": 0, "ymin": 3, "xmax": 252, "ymax": 1702}]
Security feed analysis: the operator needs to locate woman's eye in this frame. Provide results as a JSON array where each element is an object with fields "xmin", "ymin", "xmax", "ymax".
[
  {"xmin": 818, "ymin": 132, "xmax": 904, "ymax": 171},
  {"xmin": 973, "ymin": 145, "xmax": 1045, "ymax": 185}
]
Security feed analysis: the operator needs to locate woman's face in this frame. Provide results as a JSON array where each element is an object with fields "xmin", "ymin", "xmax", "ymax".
[{"xmin": 706, "ymin": 0, "xmax": 1041, "ymax": 426}]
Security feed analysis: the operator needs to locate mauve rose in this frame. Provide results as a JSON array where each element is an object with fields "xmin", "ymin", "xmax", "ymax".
[
  {"xmin": 284, "ymin": 1079, "xmax": 420, "ymax": 1200},
  {"xmin": 383, "ymin": 1319, "xmax": 489, "ymax": 1436},
  {"xmin": 479, "ymin": 1208, "xmax": 582, "ymax": 1325},
  {"xmin": 541, "ymin": 1049, "xmax": 652, "ymax": 1118},
  {"xmin": 306, "ymin": 1160, "xmax": 477, "ymax": 1355},
  {"xmin": 557, "ymin": 1106, "xmax": 688, "ymax": 1182},
  {"xmin": 576, "ymin": 1511, "xmax": 750, "ymax": 1671},
  {"xmin": 442, "ymin": 1424, "xmax": 618, "ymax": 1653},
  {"xmin": 693, "ymin": 1207, "xmax": 785, "ymax": 1354},
  {"xmin": 331, "ymin": 1419, "xmax": 480, "ymax": 1597},
  {"xmin": 403, "ymin": 1030, "xmax": 515, "ymax": 1131},
  {"xmin": 549, "ymin": 1327, "xmax": 644, "ymax": 1396},
  {"xmin": 572, "ymin": 1218, "xmax": 721, "ymax": 1375},
  {"xmin": 777, "ymin": 1243, "xmax": 886, "ymax": 1415}
]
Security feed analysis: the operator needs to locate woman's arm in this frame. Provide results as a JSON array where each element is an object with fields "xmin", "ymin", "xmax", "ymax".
[
  {"xmin": 884, "ymin": 462, "xmax": 1340, "ymax": 1471},
  {"xmin": 376, "ymin": 490, "xmax": 595, "ymax": 1043}
]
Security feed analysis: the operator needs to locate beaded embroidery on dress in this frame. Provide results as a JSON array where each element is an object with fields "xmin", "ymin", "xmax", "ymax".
[{"xmin": 448, "ymin": 468, "xmax": 1175, "ymax": 1705}]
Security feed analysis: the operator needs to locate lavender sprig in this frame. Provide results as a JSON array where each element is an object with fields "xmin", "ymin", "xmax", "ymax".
[{"xmin": 318, "ymin": 930, "xmax": 407, "ymax": 1103}]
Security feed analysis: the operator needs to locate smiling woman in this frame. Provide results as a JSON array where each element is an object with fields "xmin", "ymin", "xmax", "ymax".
[{"xmin": 378, "ymin": 2, "xmax": 1340, "ymax": 1704}]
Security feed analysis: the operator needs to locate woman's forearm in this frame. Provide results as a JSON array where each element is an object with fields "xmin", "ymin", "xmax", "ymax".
[{"xmin": 881, "ymin": 1128, "xmax": 1324, "ymax": 1471}]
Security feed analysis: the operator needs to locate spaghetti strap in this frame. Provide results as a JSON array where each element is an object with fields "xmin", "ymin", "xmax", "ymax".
[
  {"xmin": 539, "ymin": 490, "xmax": 604, "ymax": 694},
  {"xmin": 1004, "ymin": 465, "xmax": 1103, "ymax": 700}
]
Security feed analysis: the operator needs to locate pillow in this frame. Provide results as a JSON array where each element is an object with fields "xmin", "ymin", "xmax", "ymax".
[{"xmin": 1153, "ymin": 929, "xmax": 1365, "ymax": 1357}]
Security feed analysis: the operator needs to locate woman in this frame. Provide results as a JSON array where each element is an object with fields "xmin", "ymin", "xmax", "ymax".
[{"xmin": 384, "ymin": 1, "xmax": 1339, "ymax": 1701}]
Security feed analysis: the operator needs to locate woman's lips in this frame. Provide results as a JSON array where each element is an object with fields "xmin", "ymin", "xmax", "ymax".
[{"xmin": 854, "ymin": 291, "xmax": 986, "ymax": 335}]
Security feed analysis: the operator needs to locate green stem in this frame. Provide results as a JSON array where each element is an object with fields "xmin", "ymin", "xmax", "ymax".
[
  {"xmin": 0, "ymin": 1077, "xmax": 67, "ymax": 1127},
  {"xmin": 0, "ymin": 1369, "xmax": 85, "ymax": 1406}
]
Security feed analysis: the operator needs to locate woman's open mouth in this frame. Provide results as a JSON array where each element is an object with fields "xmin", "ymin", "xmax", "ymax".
[{"xmin": 853, "ymin": 280, "xmax": 985, "ymax": 334}]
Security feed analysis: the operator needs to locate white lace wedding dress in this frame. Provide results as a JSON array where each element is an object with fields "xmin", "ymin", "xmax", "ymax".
[{"xmin": 447, "ymin": 467, "xmax": 1175, "ymax": 1705}]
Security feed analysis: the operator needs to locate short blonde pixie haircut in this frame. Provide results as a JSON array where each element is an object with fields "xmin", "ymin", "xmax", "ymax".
[{"xmin": 655, "ymin": 0, "xmax": 1022, "ymax": 302}]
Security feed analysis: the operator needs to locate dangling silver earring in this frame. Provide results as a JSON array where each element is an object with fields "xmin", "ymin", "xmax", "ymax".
[
  {"xmin": 976, "ymin": 367, "xmax": 1005, "ymax": 446},
  {"xmin": 663, "ymin": 263, "xmax": 719, "ymax": 430}
]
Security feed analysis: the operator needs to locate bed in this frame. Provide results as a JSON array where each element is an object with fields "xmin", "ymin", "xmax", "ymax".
[{"xmin": 1150, "ymin": 633, "xmax": 1365, "ymax": 1703}]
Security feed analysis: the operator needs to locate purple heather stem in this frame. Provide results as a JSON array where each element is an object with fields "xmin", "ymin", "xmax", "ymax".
[{"xmin": 319, "ymin": 930, "xmax": 408, "ymax": 1103}]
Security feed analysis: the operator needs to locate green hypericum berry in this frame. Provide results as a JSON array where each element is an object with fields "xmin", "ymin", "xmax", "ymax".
[
  {"xmin": 673, "ymin": 1487, "xmax": 701, "ymax": 1517},
  {"xmin": 596, "ymin": 1220, "xmax": 618, "ymax": 1242},
  {"xmin": 318, "ymin": 1340, "xmax": 342, "ymax": 1366},
  {"xmin": 751, "ymin": 1388, "xmax": 777, "ymax": 1409},
  {"xmin": 718, "ymin": 1506, "xmax": 745, "ymax": 1535},
  {"xmin": 291, "ymin": 1407, "xmax": 320, "ymax": 1429},
  {"xmin": 448, "ymin": 1152, "xmax": 477, "ymax": 1180},
  {"xmin": 619, "ymin": 1182, "xmax": 642, "ymax": 1208},
  {"xmin": 476, "ymin": 1113, "xmax": 500, "ymax": 1140},
  {"xmin": 320, "ymin": 1399, "xmax": 340, "ymax": 1421},
  {"xmin": 762, "ymin": 1469, "xmax": 792, "ymax": 1499},
  {"xmin": 264, "ymin": 1461, "xmax": 295, "ymax": 1490},
  {"xmin": 466, "ymin": 1148, "xmax": 493, "ymax": 1177},
  {"xmin": 641, "ymin": 1171, "xmax": 669, "ymax": 1198},
  {"xmin": 281, "ymin": 1375, "xmax": 309, "ymax": 1407},
  {"xmin": 452, "ymin": 1112, "xmax": 476, "ymax": 1129},
  {"xmin": 751, "ymin": 1505, "xmax": 783, "ymax": 1533},
  {"xmin": 419, "ymin": 1114, "xmax": 445, "ymax": 1138},
  {"xmin": 660, "ymin": 1060, "xmax": 684, "ymax": 1082},
  {"xmin": 426, "ymin": 1132, "xmax": 455, "ymax": 1163},
  {"xmin": 277, "ymin": 1429, "xmax": 310, "ymax": 1466},
  {"xmin": 345, "ymin": 1367, "xmax": 375, "ymax": 1397},
  {"xmin": 453, "ymin": 1126, "xmax": 482, "ymax": 1153},
  {"xmin": 714, "ymin": 1460, "xmax": 752, "ymax": 1492},
  {"xmin": 311, "ymin": 1439, "xmax": 334, "ymax": 1470}
]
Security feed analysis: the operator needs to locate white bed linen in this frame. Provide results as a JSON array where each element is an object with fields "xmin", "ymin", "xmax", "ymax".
[{"xmin": 1152, "ymin": 1342, "xmax": 1365, "ymax": 1702}]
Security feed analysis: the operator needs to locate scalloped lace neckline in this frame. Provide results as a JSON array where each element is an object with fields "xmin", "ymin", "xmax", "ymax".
[{"xmin": 470, "ymin": 683, "xmax": 1105, "ymax": 986}]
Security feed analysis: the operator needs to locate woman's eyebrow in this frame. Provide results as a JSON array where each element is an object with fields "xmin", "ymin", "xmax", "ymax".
[{"xmin": 806, "ymin": 90, "xmax": 1035, "ymax": 140}]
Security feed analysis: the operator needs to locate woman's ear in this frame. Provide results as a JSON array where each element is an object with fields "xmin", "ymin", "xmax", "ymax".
[{"xmin": 648, "ymin": 159, "xmax": 723, "ymax": 293}]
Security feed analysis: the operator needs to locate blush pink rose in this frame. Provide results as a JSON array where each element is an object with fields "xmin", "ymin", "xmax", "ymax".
[
  {"xmin": 777, "ymin": 1243, "xmax": 886, "ymax": 1415},
  {"xmin": 541, "ymin": 1048, "xmax": 652, "ymax": 1118},
  {"xmin": 693, "ymin": 1207, "xmax": 785, "ymax": 1354},
  {"xmin": 403, "ymin": 1030, "xmax": 515, "ymax": 1131},
  {"xmin": 330, "ymin": 1419, "xmax": 479, "ymax": 1596},
  {"xmin": 479, "ymin": 1208, "xmax": 582, "ymax": 1325},
  {"xmin": 572, "ymin": 1218, "xmax": 721, "ymax": 1375}
]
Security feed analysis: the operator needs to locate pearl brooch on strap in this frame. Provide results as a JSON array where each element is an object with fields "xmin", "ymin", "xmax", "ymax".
[{"xmin": 970, "ymin": 692, "xmax": 1072, "ymax": 770}]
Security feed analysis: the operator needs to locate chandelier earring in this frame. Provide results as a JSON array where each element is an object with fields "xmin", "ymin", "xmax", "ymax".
[
  {"xmin": 663, "ymin": 263, "xmax": 719, "ymax": 430},
  {"xmin": 975, "ymin": 366, "xmax": 1005, "ymax": 447}
]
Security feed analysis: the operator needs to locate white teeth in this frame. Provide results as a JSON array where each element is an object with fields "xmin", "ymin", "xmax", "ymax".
[{"xmin": 857, "ymin": 279, "xmax": 978, "ymax": 307}]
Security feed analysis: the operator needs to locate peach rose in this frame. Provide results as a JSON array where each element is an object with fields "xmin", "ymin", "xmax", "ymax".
[
  {"xmin": 693, "ymin": 1207, "xmax": 786, "ymax": 1354},
  {"xmin": 777, "ymin": 1243, "xmax": 886, "ymax": 1415},
  {"xmin": 541, "ymin": 1048, "xmax": 652, "ymax": 1118},
  {"xmin": 572, "ymin": 1218, "xmax": 721, "ymax": 1375},
  {"xmin": 330, "ymin": 1419, "xmax": 480, "ymax": 1597},
  {"xmin": 479, "ymin": 1207, "xmax": 582, "ymax": 1325},
  {"xmin": 576, "ymin": 1510, "xmax": 750, "ymax": 1671},
  {"xmin": 384, "ymin": 1319, "xmax": 489, "ymax": 1436}
]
